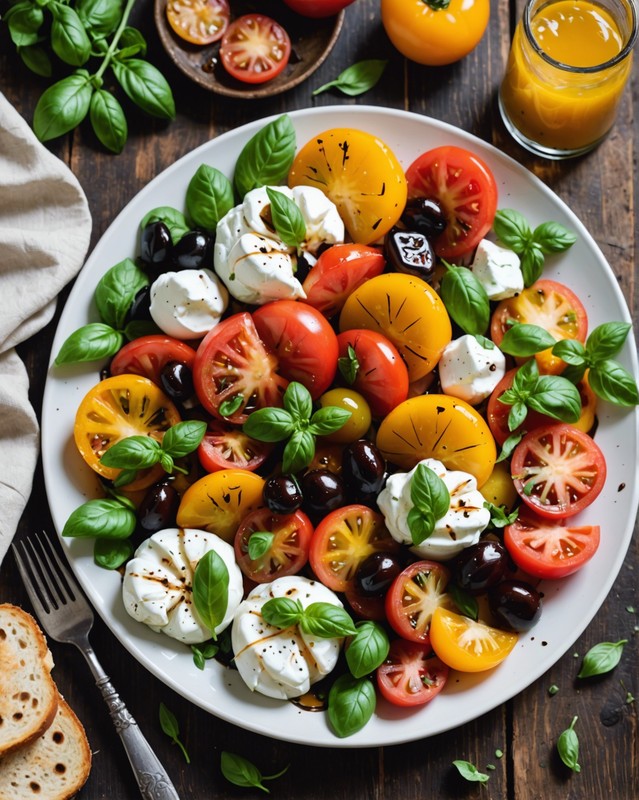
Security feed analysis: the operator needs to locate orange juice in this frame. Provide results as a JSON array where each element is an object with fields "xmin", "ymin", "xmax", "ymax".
[{"xmin": 499, "ymin": 0, "xmax": 636, "ymax": 157}]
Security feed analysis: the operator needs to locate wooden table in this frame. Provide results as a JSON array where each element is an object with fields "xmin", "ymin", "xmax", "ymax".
[{"xmin": 1, "ymin": 1, "xmax": 637, "ymax": 797}]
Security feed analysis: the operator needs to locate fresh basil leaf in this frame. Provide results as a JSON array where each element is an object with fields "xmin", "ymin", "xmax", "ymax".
[
  {"xmin": 527, "ymin": 374, "xmax": 582, "ymax": 422},
  {"xmin": 116, "ymin": 25, "xmax": 148, "ymax": 58},
  {"xmin": 328, "ymin": 674, "xmax": 376, "ymax": 738},
  {"xmin": 220, "ymin": 752, "xmax": 289, "ymax": 792},
  {"xmin": 474, "ymin": 334, "xmax": 495, "ymax": 350},
  {"xmin": 261, "ymin": 597, "xmax": 303, "ymax": 629},
  {"xmin": 192, "ymin": 646, "xmax": 206, "ymax": 671},
  {"xmin": 161, "ymin": 420, "xmax": 207, "ymax": 459},
  {"xmin": 218, "ymin": 394, "xmax": 244, "ymax": 418},
  {"xmin": 62, "ymin": 498, "xmax": 137, "ymax": 539},
  {"xmin": 453, "ymin": 760, "xmax": 490, "ymax": 783},
  {"xmin": 18, "ymin": 44, "xmax": 53, "ymax": 77},
  {"xmin": 307, "ymin": 406, "xmax": 352, "ymax": 436},
  {"xmin": 496, "ymin": 431, "xmax": 523, "ymax": 463},
  {"xmin": 192, "ymin": 550, "xmax": 230, "ymax": 636},
  {"xmin": 54, "ymin": 323, "xmax": 123, "ymax": 365},
  {"xmin": 191, "ymin": 641, "xmax": 218, "ymax": 670},
  {"xmin": 93, "ymin": 537, "xmax": 133, "ymax": 570},
  {"xmin": 33, "ymin": 71, "xmax": 93, "ymax": 141},
  {"xmin": 557, "ymin": 716, "xmax": 580, "ymax": 772},
  {"xmin": 551, "ymin": 338, "xmax": 587, "ymax": 366},
  {"xmin": 111, "ymin": 58, "xmax": 175, "ymax": 119},
  {"xmin": 186, "ymin": 164, "xmax": 234, "ymax": 232},
  {"xmin": 247, "ymin": 531, "xmax": 274, "ymax": 561},
  {"xmin": 76, "ymin": 0, "xmax": 123, "ymax": 35},
  {"xmin": 511, "ymin": 357, "xmax": 540, "ymax": 393},
  {"xmin": 493, "ymin": 209, "xmax": 532, "ymax": 252},
  {"xmin": 50, "ymin": 3, "xmax": 91, "ymax": 66},
  {"xmin": 299, "ymin": 603, "xmax": 357, "ymax": 638},
  {"xmin": 532, "ymin": 220, "xmax": 577, "ymax": 253},
  {"xmin": 345, "ymin": 621, "xmax": 390, "ymax": 678},
  {"xmin": 499, "ymin": 323, "xmax": 557, "ymax": 356},
  {"xmin": 507, "ymin": 401, "xmax": 528, "ymax": 432},
  {"xmin": 158, "ymin": 451, "xmax": 175, "ymax": 474},
  {"xmin": 282, "ymin": 429, "xmax": 315, "ymax": 474},
  {"xmin": 159, "ymin": 703, "xmax": 190, "ymax": 764},
  {"xmin": 100, "ymin": 435, "xmax": 161, "ymax": 469},
  {"xmin": 588, "ymin": 360, "xmax": 639, "ymax": 406},
  {"xmin": 313, "ymin": 59, "xmax": 387, "ymax": 97},
  {"xmin": 577, "ymin": 639, "xmax": 627, "ymax": 678},
  {"xmin": 561, "ymin": 363, "xmax": 587, "ymax": 385},
  {"xmin": 7, "ymin": 3, "xmax": 43, "ymax": 47},
  {"xmin": 234, "ymin": 114, "xmax": 296, "ymax": 198},
  {"xmin": 283, "ymin": 381, "xmax": 312, "ymax": 422},
  {"xmin": 407, "ymin": 506, "xmax": 435, "ymax": 545},
  {"xmin": 410, "ymin": 463, "xmax": 450, "ymax": 519},
  {"xmin": 95, "ymin": 257, "xmax": 149, "ymax": 329},
  {"xmin": 521, "ymin": 242, "xmax": 545, "ymax": 286},
  {"xmin": 266, "ymin": 187, "xmax": 306, "ymax": 248},
  {"xmin": 586, "ymin": 321, "xmax": 632, "ymax": 362},
  {"xmin": 140, "ymin": 206, "xmax": 189, "ymax": 243},
  {"xmin": 440, "ymin": 263, "xmax": 490, "ymax": 336},
  {"xmin": 243, "ymin": 407, "xmax": 295, "ymax": 442},
  {"xmin": 338, "ymin": 345, "xmax": 360, "ymax": 384},
  {"xmin": 90, "ymin": 88, "xmax": 127, "ymax": 153},
  {"xmin": 112, "ymin": 468, "xmax": 139, "ymax": 487},
  {"xmin": 484, "ymin": 501, "xmax": 519, "ymax": 528},
  {"xmin": 449, "ymin": 584, "xmax": 479, "ymax": 620}
]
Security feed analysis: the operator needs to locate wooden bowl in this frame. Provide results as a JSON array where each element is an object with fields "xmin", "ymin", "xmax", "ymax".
[{"xmin": 154, "ymin": 0, "xmax": 345, "ymax": 98}]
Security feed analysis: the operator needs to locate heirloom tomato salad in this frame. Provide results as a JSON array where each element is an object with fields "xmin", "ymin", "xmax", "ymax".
[{"xmin": 55, "ymin": 115, "xmax": 638, "ymax": 739}]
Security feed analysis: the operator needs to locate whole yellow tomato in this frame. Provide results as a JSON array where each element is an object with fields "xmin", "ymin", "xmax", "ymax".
[{"xmin": 381, "ymin": 0, "xmax": 490, "ymax": 66}]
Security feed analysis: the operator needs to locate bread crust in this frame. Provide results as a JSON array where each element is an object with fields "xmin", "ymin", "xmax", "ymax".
[{"xmin": 0, "ymin": 604, "xmax": 59, "ymax": 757}]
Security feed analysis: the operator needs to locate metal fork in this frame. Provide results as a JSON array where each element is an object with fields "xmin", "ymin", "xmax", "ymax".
[{"xmin": 12, "ymin": 533, "xmax": 182, "ymax": 800}]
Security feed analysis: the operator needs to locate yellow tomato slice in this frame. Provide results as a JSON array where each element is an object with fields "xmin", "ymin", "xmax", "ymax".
[
  {"xmin": 376, "ymin": 394, "xmax": 496, "ymax": 486},
  {"xmin": 166, "ymin": 0, "xmax": 229, "ymax": 45},
  {"xmin": 339, "ymin": 273, "xmax": 452, "ymax": 382},
  {"xmin": 429, "ymin": 607, "xmax": 518, "ymax": 672},
  {"xmin": 176, "ymin": 469, "xmax": 264, "ymax": 542},
  {"xmin": 480, "ymin": 461, "xmax": 518, "ymax": 510},
  {"xmin": 73, "ymin": 374, "xmax": 182, "ymax": 490},
  {"xmin": 288, "ymin": 128, "xmax": 407, "ymax": 245}
]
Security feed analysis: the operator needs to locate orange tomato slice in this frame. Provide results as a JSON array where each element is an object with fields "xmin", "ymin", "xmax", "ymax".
[
  {"xmin": 166, "ymin": 0, "xmax": 229, "ymax": 45},
  {"xmin": 429, "ymin": 607, "xmax": 518, "ymax": 672}
]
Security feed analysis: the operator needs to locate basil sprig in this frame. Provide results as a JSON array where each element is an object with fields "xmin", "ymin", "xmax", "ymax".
[
  {"xmin": 484, "ymin": 501, "xmax": 519, "ymax": 529},
  {"xmin": 312, "ymin": 59, "xmax": 388, "ymax": 97},
  {"xmin": 407, "ymin": 463, "xmax": 451, "ymax": 545},
  {"xmin": 337, "ymin": 345, "xmax": 360, "ymax": 384},
  {"xmin": 234, "ymin": 114, "xmax": 296, "ymax": 199},
  {"xmin": 191, "ymin": 641, "xmax": 219, "ymax": 671},
  {"xmin": 452, "ymin": 760, "xmax": 490, "ymax": 783},
  {"xmin": 192, "ymin": 549, "xmax": 230, "ymax": 638},
  {"xmin": 265, "ymin": 187, "xmax": 306, "ymax": 249},
  {"xmin": 556, "ymin": 716, "xmax": 580, "ymax": 772},
  {"xmin": 327, "ymin": 673, "xmax": 376, "ymax": 738},
  {"xmin": 158, "ymin": 703, "xmax": 190, "ymax": 764},
  {"xmin": 345, "ymin": 621, "xmax": 390, "ymax": 678},
  {"xmin": 577, "ymin": 639, "xmax": 627, "ymax": 678},
  {"xmin": 439, "ymin": 260, "xmax": 490, "ymax": 336},
  {"xmin": 493, "ymin": 209, "xmax": 577, "ymax": 286},
  {"xmin": 261, "ymin": 598, "xmax": 357, "ymax": 638},
  {"xmin": 221, "ymin": 751, "xmax": 288, "ymax": 793},
  {"xmin": 243, "ymin": 382, "xmax": 351, "ymax": 474}
]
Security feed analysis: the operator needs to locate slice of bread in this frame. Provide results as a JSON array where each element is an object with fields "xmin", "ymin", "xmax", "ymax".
[
  {"xmin": 0, "ymin": 604, "xmax": 59, "ymax": 757},
  {"xmin": 0, "ymin": 695, "xmax": 92, "ymax": 800}
]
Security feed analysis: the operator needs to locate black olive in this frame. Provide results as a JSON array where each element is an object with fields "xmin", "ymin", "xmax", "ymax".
[
  {"xmin": 354, "ymin": 551, "xmax": 403, "ymax": 597},
  {"xmin": 384, "ymin": 226, "xmax": 436, "ymax": 281},
  {"xmin": 455, "ymin": 540, "xmax": 508, "ymax": 594},
  {"xmin": 294, "ymin": 251, "xmax": 313, "ymax": 284},
  {"xmin": 488, "ymin": 580, "xmax": 542, "ymax": 632},
  {"xmin": 341, "ymin": 439, "xmax": 386, "ymax": 501},
  {"xmin": 138, "ymin": 480, "xmax": 180, "ymax": 532},
  {"xmin": 300, "ymin": 469, "xmax": 345, "ymax": 519},
  {"xmin": 400, "ymin": 197, "xmax": 447, "ymax": 240},
  {"xmin": 125, "ymin": 284, "xmax": 153, "ymax": 324},
  {"xmin": 140, "ymin": 221, "xmax": 172, "ymax": 267},
  {"xmin": 263, "ymin": 475, "xmax": 303, "ymax": 514},
  {"xmin": 159, "ymin": 361, "xmax": 194, "ymax": 403},
  {"xmin": 172, "ymin": 230, "xmax": 212, "ymax": 270}
]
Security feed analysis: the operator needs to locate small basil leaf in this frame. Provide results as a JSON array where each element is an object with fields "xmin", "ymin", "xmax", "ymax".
[
  {"xmin": 191, "ymin": 641, "xmax": 218, "ymax": 670},
  {"xmin": 100, "ymin": 435, "xmax": 161, "ymax": 469},
  {"xmin": 18, "ymin": 44, "xmax": 53, "ymax": 77},
  {"xmin": 338, "ymin": 345, "xmax": 360, "ymax": 384},
  {"xmin": 50, "ymin": 3, "xmax": 91, "ymax": 66},
  {"xmin": 407, "ymin": 506, "xmax": 435, "ymax": 545},
  {"xmin": 588, "ymin": 360, "xmax": 639, "ymax": 406},
  {"xmin": 220, "ymin": 752, "xmax": 284, "ymax": 793},
  {"xmin": 521, "ymin": 242, "xmax": 545, "ymax": 286},
  {"xmin": 243, "ymin": 407, "xmax": 295, "ymax": 442},
  {"xmin": 112, "ymin": 468, "xmax": 139, "ymax": 487},
  {"xmin": 493, "ymin": 209, "xmax": 532, "ymax": 252},
  {"xmin": 307, "ymin": 406, "xmax": 352, "ymax": 436},
  {"xmin": 299, "ymin": 603, "xmax": 357, "ymax": 638},
  {"xmin": 507, "ymin": 401, "xmax": 528, "ymax": 432},
  {"xmin": 33, "ymin": 71, "xmax": 93, "ymax": 142},
  {"xmin": 95, "ymin": 257, "xmax": 149, "ymax": 329},
  {"xmin": 218, "ymin": 394, "xmax": 244, "ymax": 418},
  {"xmin": 499, "ymin": 323, "xmax": 557, "ymax": 356},
  {"xmin": 483, "ymin": 501, "xmax": 519, "ymax": 528},
  {"xmin": 313, "ymin": 59, "xmax": 387, "ymax": 97},
  {"xmin": 532, "ymin": 220, "xmax": 577, "ymax": 253},
  {"xmin": 140, "ymin": 206, "xmax": 189, "ymax": 243},
  {"xmin": 440, "ymin": 263, "xmax": 490, "ymax": 336},
  {"xmin": 282, "ymin": 429, "xmax": 315, "ymax": 474},
  {"xmin": 527, "ymin": 375, "xmax": 582, "ymax": 422},
  {"xmin": 7, "ymin": 4, "xmax": 43, "ymax": 47},
  {"xmin": 345, "ymin": 621, "xmax": 390, "ymax": 678},
  {"xmin": 111, "ymin": 58, "xmax": 175, "ymax": 119},
  {"xmin": 62, "ymin": 498, "xmax": 137, "ymax": 539},
  {"xmin": 261, "ymin": 597, "xmax": 303, "ymax": 629},
  {"xmin": 93, "ymin": 537, "xmax": 133, "ymax": 570},
  {"xmin": 76, "ymin": 0, "xmax": 123, "ymax": 36},
  {"xmin": 452, "ymin": 760, "xmax": 490, "ymax": 783},
  {"xmin": 89, "ymin": 88, "xmax": 127, "ymax": 154},
  {"xmin": 496, "ymin": 431, "xmax": 523, "ymax": 463},
  {"xmin": 234, "ymin": 114, "xmax": 296, "ymax": 198},
  {"xmin": 577, "ymin": 639, "xmax": 627, "ymax": 678},
  {"xmin": 186, "ymin": 164, "xmax": 234, "ymax": 232},
  {"xmin": 247, "ymin": 531, "xmax": 274, "ymax": 561},
  {"xmin": 511, "ymin": 357, "xmax": 540, "ymax": 393},
  {"xmin": 124, "ymin": 320, "xmax": 161, "ymax": 340},
  {"xmin": 283, "ymin": 381, "xmax": 312, "ymax": 423},
  {"xmin": 410, "ymin": 463, "xmax": 450, "ymax": 520},
  {"xmin": 192, "ymin": 550, "xmax": 230, "ymax": 636},
  {"xmin": 159, "ymin": 703, "xmax": 190, "ymax": 764},
  {"xmin": 449, "ymin": 584, "xmax": 479, "ymax": 620},
  {"xmin": 585, "ymin": 321, "xmax": 632, "ymax": 362},
  {"xmin": 117, "ymin": 25, "xmax": 146, "ymax": 55},
  {"xmin": 551, "ymin": 338, "xmax": 587, "ymax": 366},
  {"xmin": 54, "ymin": 323, "xmax": 123, "ymax": 365},
  {"xmin": 265, "ymin": 187, "xmax": 306, "ymax": 248},
  {"xmin": 328, "ymin": 674, "xmax": 376, "ymax": 738},
  {"xmin": 161, "ymin": 420, "xmax": 207, "ymax": 459},
  {"xmin": 557, "ymin": 716, "xmax": 580, "ymax": 772}
]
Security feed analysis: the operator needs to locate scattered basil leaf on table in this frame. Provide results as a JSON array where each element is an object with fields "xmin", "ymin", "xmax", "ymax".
[
  {"xmin": 158, "ymin": 703, "xmax": 190, "ymax": 764},
  {"xmin": 577, "ymin": 639, "xmax": 627, "ymax": 678},
  {"xmin": 234, "ymin": 113, "xmax": 296, "ymax": 199},
  {"xmin": 557, "ymin": 716, "xmax": 580, "ymax": 772},
  {"xmin": 328, "ymin": 673, "xmax": 376, "ymax": 738},
  {"xmin": 111, "ymin": 58, "xmax": 175, "ymax": 118},
  {"xmin": 313, "ymin": 59, "xmax": 388, "ymax": 97},
  {"xmin": 221, "ymin": 751, "xmax": 288, "ymax": 793},
  {"xmin": 192, "ymin": 550, "xmax": 230, "ymax": 638},
  {"xmin": 452, "ymin": 759, "xmax": 490, "ymax": 783}
]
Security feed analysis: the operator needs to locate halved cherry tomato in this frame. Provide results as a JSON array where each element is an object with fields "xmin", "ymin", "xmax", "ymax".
[
  {"xmin": 252, "ymin": 300, "xmax": 338, "ymax": 400},
  {"xmin": 339, "ymin": 273, "xmax": 452, "ymax": 382},
  {"xmin": 490, "ymin": 280, "xmax": 588, "ymax": 375},
  {"xmin": 336, "ymin": 329, "xmax": 409, "ymax": 417},
  {"xmin": 510, "ymin": 423, "xmax": 606, "ymax": 519},
  {"xmin": 176, "ymin": 468, "xmax": 264, "ymax": 542},
  {"xmin": 376, "ymin": 394, "xmax": 496, "ymax": 487},
  {"xmin": 405, "ymin": 145, "xmax": 497, "ymax": 259},
  {"xmin": 73, "ymin": 374, "xmax": 181, "ymax": 489},
  {"xmin": 109, "ymin": 335, "xmax": 196, "ymax": 387},
  {"xmin": 234, "ymin": 507, "xmax": 313, "ymax": 583},
  {"xmin": 429, "ymin": 607, "xmax": 518, "ymax": 672},
  {"xmin": 301, "ymin": 244, "xmax": 386, "ymax": 318},
  {"xmin": 166, "ymin": 0, "xmax": 229, "ymax": 45},
  {"xmin": 288, "ymin": 128, "xmax": 407, "ymax": 244},
  {"xmin": 309, "ymin": 505, "xmax": 401, "ymax": 592},
  {"xmin": 197, "ymin": 421, "xmax": 273, "ymax": 473},
  {"xmin": 219, "ymin": 14, "xmax": 291, "ymax": 85},
  {"xmin": 504, "ymin": 511, "xmax": 601, "ymax": 579},
  {"xmin": 385, "ymin": 560, "xmax": 453, "ymax": 645},
  {"xmin": 193, "ymin": 312, "xmax": 288, "ymax": 424},
  {"xmin": 376, "ymin": 639, "xmax": 449, "ymax": 707}
]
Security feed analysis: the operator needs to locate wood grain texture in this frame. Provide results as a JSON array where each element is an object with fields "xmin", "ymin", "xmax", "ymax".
[{"xmin": 0, "ymin": 0, "xmax": 637, "ymax": 797}]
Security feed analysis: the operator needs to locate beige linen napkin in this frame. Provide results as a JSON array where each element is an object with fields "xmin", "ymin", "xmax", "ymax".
[{"xmin": 0, "ymin": 92, "xmax": 92, "ymax": 565}]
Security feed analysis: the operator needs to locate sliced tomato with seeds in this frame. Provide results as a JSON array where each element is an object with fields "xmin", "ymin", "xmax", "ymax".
[
  {"xmin": 377, "ymin": 638, "xmax": 449, "ymax": 707},
  {"xmin": 385, "ymin": 560, "xmax": 454, "ymax": 645},
  {"xmin": 197, "ymin": 420, "xmax": 273, "ymax": 473},
  {"xmin": 219, "ymin": 14, "xmax": 291, "ymax": 85},
  {"xmin": 430, "ymin": 607, "xmax": 518, "ymax": 672},
  {"xmin": 166, "ymin": 0, "xmax": 229, "ymax": 45},
  {"xmin": 109, "ymin": 335, "xmax": 196, "ymax": 387}
]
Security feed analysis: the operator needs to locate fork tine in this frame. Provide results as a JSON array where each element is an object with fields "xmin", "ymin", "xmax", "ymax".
[
  {"xmin": 25, "ymin": 534, "xmax": 69, "ymax": 609},
  {"xmin": 12, "ymin": 540, "xmax": 54, "ymax": 617},
  {"xmin": 38, "ymin": 531, "xmax": 79, "ymax": 602}
]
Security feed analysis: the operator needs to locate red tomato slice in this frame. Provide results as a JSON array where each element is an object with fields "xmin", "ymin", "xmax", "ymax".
[
  {"xmin": 197, "ymin": 420, "xmax": 273, "ymax": 473},
  {"xmin": 110, "ymin": 335, "xmax": 197, "ymax": 386},
  {"xmin": 405, "ymin": 145, "xmax": 498, "ymax": 259},
  {"xmin": 193, "ymin": 312, "xmax": 288, "ymax": 424},
  {"xmin": 376, "ymin": 638, "xmax": 449, "ymax": 707},
  {"xmin": 504, "ymin": 511, "xmax": 601, "ymax": 579},
  {"xmin": 384, "ymin": 560, "xmax": 453, "ymax": 646},
  {"xmin": 219, "ymin": 14, "xmax": 291, "ymax": 84},
  {"xmin": 309, "ymin": 505, "xmax": 400, "ymax": 593},
  {"xmin": 336, "ymin": 329, "xmax": 409, "ymax": 417},
  {"xmin": 234, "ymin": 507, "xmax": 313, "ymax": 583},
  {"xmin": 510, "ymin": 423, "xmax": 607, "ymax": 519},
  {"xmin": 252, "ymin": 299, "xmax": 338, "ymax": 400},
  {"xmin": 490, "ymin": 279, "xmax": 588, "ymax": 375},
  {"xmin": 301, "ymin": 244, "xmax": 386, "ymax": 318}
]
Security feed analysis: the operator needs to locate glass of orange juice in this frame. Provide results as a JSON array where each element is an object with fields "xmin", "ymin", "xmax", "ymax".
[{"xmin": 499, "ymin": 0, "xmax": 637, "ymax": 159}]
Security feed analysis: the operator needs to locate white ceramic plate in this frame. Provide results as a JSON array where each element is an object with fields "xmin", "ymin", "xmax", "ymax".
[{"xmin": 41, "ymin": 106, "xmax": 639, "ymax": 748}]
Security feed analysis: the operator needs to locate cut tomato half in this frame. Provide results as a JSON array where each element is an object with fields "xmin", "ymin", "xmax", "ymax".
[
  {"xmin": 385, "ymin": 560, "xmax": 454, "ymax": 645},
  {"xmin": 377, "ymin": 638, "xmax": 449, "ymax": 707},
  {"xmin": 219, "ymin": 14, "xmax": 291, "ymax": 84},
  {"xmin": 166, "ymin": 0, "xmax": 229, "ymax": 45}
]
